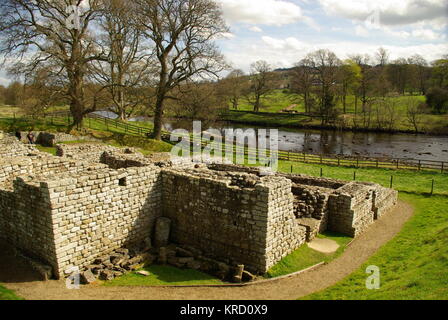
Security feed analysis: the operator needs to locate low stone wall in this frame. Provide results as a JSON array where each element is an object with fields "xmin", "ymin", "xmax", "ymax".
[
  {"xmin": 56, "ymin": 143, "xmax": 117, "ymax": 163},
  {"xmin": 44, "ymin": 165, "xmax": 162, "ymax": 276},
  {"xmin": 161, "ymin": 169, "xmax": 306, "ymax": 274},
  {"xmin": 327, "ymin": 182, "xmax": 398, "ymax": 237},
  {"xmin": 0, "ymin": 132, "xmax": 39, "ymax": 158}
]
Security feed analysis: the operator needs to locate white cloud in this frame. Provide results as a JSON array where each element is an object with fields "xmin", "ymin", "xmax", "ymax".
[
  {"xmin": 319, "ymin": 0, "xmax": 448, "ymax": 27},
  {"xmin": 262, "ymin": 36, "xmax": 305, "ymax": 50},
  {"xmin": 355, "ymin": 25, "xmax": 369, "ymax": 37},
  {"xmin": 411, "ymin": 28, "xmax": 444, "ymax": 40},
  {"xmin": 220, "ymin": 32, "xmax": 236, "ymax": 39},
  {"xmin": 217, "ymin": 0, "xmax": 305, "ymax": 26},
  {"xmin": 222, "ymin": 35, "xmax": 448, "ymax": 72},
  {"xmin": 249, "ymin": 26, "xmax": 263, "ymax": 33}
]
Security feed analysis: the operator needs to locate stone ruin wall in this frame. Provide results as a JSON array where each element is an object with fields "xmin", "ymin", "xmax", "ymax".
[
  {"xmin": 161, "ymin": 168, "xmax": 306, "ymax": 273},
  {"xmin": 0, "ymin": 136, "xmax": 163, "ymax": 277},
  {"xmin": 0, "ymin": 133, "xmax": 399, "ymax": 277},
  {"xmin": 44, "ymin": 165, "xmax": 162, "ymax": 276}
]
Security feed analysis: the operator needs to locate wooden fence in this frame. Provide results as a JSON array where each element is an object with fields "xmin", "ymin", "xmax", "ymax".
[{"xmin": 5, "ymin": 111, "xmax": 447, "ymax": 174}]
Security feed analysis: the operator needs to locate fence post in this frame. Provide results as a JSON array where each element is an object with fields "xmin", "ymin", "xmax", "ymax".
[
  {"xmin": 396, "ymin": 159, "xmax": 399, "ymax": 169},
  {"xmin": 290, "ymin": 165, "xmax": 293, "ymax": 173},
  {"xmin": 390, "ymin": 176, "xmax": 394, "ymax": 189},
  {"xmin": 320, "ymin": 155, "xmax": 323, "ymax": 164},
  {"xmin": 418, "ymin": 160, "xmax": 421, "ymax": 171},
  {"xmin": 338, "ymin": 158, "xmax": 340, "ymax": 167},
  {"xmin": 320, "ymin": 168, "xmax": 323, "ymax": 177},
  {"xmin": 441, "ymin": 162, "xmax": 444, "ymax": 174},
  {"xmin": 430, "ymin": 179, "xmax": 434, "ymax": 196},
  {"xmin": 376, "ymin": 160, "xmax": 379, "ymax": 168},
  {"xmin": 353, "ymin": 171, "xmax": 356, "ymax": 181}
]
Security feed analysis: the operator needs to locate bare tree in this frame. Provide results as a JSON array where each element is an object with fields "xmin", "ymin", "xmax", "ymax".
[
  {"xmin": 375, "ymin": 47, "xmax": 390, "ymax": 67},
  {"xmin": 170, "ymin": 81, "xmax": 225, "ymax": 121},
  {"xmin": 247, "ymin": 60, "xmax": 273, "ymax": 112},
  {"xmin": 0, "ymin": 0, "xmax": 108, "ymax": 129},
  {"xmin": 135, "ymin": 0, "xmax": 229, "ymax": 140},
  {"xmin": 90, "ymin": 0, "xmax": 152, "ymax": 121},
  {"xmin": 375, "ymin": 98, "xmax": 400, "ymax": 131},
  {"xmin": 306, "ymin": 49, "xmax": 341, "ymax": 125},
  {"xmin": 220, "ymin": 69, "xmax": 247, "ymax": 110},
  {"xmin": 406, "ymin": 97, "xmax": 424, "ymax": 133},
  {"xmin": 408, "ymin": 54, "xmax": 430, "ymax": 95},
  {"xmin": 291, "ymin": 58, "xmax": 315, "ymax": 113}
]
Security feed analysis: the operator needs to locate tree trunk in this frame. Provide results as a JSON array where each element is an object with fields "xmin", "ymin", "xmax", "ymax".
[
  {"xmin": 254, "ymin": 95, "xmax": 260, "ymax": 112},
  {"xmin": 152, "ymin": 95, "xmax": 164, "ymax": 140}
]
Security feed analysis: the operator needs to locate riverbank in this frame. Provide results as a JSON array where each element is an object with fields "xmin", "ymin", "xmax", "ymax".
[{"xmin": 220, "ymin": 110, "xmax": 448, "ymax": 136}]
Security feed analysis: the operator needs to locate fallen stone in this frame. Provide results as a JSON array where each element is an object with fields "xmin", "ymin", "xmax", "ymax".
[
  {"xmin": 128, "ymin": 264, "xmax": 140, "ymax": 271},
  {"xmin": 99, "ymin": 270, "xmax": 114, "ymax": 281},
  {"xmin": 136, "ymin": 270, "xmax": 150, "ymax": 277},
  {"xmin": 242, "ymin": 270, "xmax": 256, "ymax": 282},
  {"xmin": 81, "ymin": 270, "xmax": 97, "ymax": 284},
  {"xmin": 112, "ymin": 271, "xmax": 124, "ymax": 278},
  {"xmin": 232, "ymin": 264, "xmax": 244, "ymax": 283},
  {"xmin": 115, "ymin": 248, "xmax": 129, "ymax": 255},
  {"xmin": 94, "ymin": 256, "xmax": 110, "ymax": 265}
]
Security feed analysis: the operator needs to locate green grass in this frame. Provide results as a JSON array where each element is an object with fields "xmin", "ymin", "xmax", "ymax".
[
  {"xmin": 35, "ymin": 145, "xmax": 57, "ymax": 156},
  {"xmin": 266, "ymin": 231, "xmax": 352, "ymax": 278},
  {"xmin": 0, "ymin": 115, "xmax": 173, "ymax": 155},
  {"xmin": 303, "ymin": 193, "xmax": 448, "ymax": 300},
  {"xmin": 277, "ymin": 160, "xmax": 448, "ymax": 196},
  {"xmin": 0, "ymin": 284, "xmax": 23, "ymax": 300},
  {"xmin": 234, "ymin": 89, "xmax": 303, "ymax": 113},
  {"xmin": 223, "ymin": 93, "xmax": 448, "ymax": 134},
  {"xmin": 104, "ymin": 265, "xmax": 225, "ymax": 286}
]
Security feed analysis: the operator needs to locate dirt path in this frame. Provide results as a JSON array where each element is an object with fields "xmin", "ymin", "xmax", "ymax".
[{"xmin": 1, "ymin": 201, "xmax": 414, "ymax": 300}]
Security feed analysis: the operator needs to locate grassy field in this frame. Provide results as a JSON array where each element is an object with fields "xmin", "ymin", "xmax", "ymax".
[
  {"xmin": 266, "ymin": 231, "xmax": 352, "ymax": 278},
  {"xmin": 277, "ymin": 161, "xmax": 448, "ymax": 196},
  {"xmin": 104, "ymin": 265, "xmax": 224, "ymax": 286},
  {"xmin": 0, "ymin": 284, "xmax": 23, "ymax": 300},
  {"xmin": 223, "ymin": 92, "xmax": 448, "ymax": 134},
  {"xmin": 303, "ymin": 193, "xmax": 448, "ymax": 300}
]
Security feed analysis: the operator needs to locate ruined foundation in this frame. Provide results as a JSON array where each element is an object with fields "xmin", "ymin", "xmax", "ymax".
[{"xmin": 0, "ymin": 131, "xmax": 398, "ymax": 278}]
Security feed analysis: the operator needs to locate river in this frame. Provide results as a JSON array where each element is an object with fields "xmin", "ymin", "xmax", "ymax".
[{"xmin": 94, "ymin": 111, "xmax": 448, "ymax": 162}]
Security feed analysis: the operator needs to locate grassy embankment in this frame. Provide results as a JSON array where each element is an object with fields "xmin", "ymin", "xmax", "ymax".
[
  {"xmin": 224, "ymin": 90, "xmax": 448, "ymax": 134},
  {"xmin": 0, "ymin": 108, "xmax": 173, "ymax": 156},
  {"xmin": 303, "ymin": 193, "xmax": 448, "ymax": 300}
]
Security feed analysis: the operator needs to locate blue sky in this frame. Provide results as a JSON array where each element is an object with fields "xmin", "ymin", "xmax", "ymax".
[
  {"xmin": 1, "ymin": 0, "xmax": 447, "ymax": 85},
  {"xmin": 216, "ymin": 0, "xmax": 448, "ymax": 72}
]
